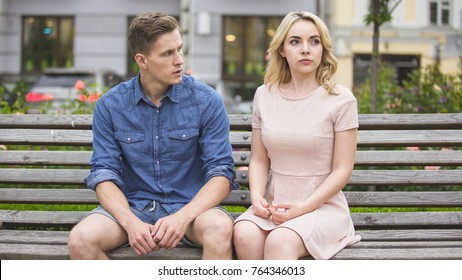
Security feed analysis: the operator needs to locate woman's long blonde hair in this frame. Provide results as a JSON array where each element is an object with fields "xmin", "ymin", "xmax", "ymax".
[{"xmin": 264, "ymin": 11, "xmax": 338, "ymax": 95}]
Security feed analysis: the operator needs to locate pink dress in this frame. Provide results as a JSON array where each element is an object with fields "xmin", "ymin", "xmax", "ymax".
[{"xmin": 235, "ymin": 84, "xmax": 361, "ymax": 260}]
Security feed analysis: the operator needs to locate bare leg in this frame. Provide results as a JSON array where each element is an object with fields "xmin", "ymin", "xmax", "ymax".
[
  {"xmin": 68, "ymin": 213, "xmax": 128, "ymax": 259},
  {"xmin": 185, "ymin": 208, "xmax": 234, "ymax": 260},
  {"xmin": 233, "ymin": 220, "xmax": 268, "ymax": 260},
  {"xmin": 264, "ymin": 227, "xmax": 309, "ymax": 260}
]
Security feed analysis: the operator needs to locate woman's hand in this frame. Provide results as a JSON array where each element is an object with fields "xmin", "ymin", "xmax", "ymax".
[
  {"xmin": 268, "ymin": 202, "xmax": 305, "ymax": 225},
  {"xmin": 251, "ymin": 197, "xmax": 271, "ymax": 219}
]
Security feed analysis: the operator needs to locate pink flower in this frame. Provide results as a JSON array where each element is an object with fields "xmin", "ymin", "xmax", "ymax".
[
  {"xmin": 74, "ymin": 80, "xmax": 85, "ymax": 91},
  {"xmin": 406, "ymin": 147, "xmax": 420, "ymax": 151},
  {"xmin": 425, "ymin": 166, "xmax": 441, "ymax": 170},
  {"xmin": 78, "ymin": 92, "xmax": 101, "ymax": 102}
]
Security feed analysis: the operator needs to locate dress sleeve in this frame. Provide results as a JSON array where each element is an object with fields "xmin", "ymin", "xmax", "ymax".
[
  {"xmin": 334, "ymin": 89, "xmax": 359, "ymax": 132},
  {"xmin": 252, "ymin": 86, "xmax": 262, "ymax": 129}
]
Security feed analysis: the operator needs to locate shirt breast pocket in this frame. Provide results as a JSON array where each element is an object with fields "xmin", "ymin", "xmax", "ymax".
[
  {"xmin": 115, "ymin": 131, "xmax": 145, "ymax": 164},
  {"xmin": 168, "ymin": 128, "xmax": 199, "ymax": 160}
]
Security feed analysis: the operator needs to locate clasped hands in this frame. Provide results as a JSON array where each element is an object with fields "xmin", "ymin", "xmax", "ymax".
[
  {"xmin": 252, "ymin": 197, "xmax": 302, "ymax": 225},
  {"xmin": 128, "ymin": 212, "xmax": 188, "ymax": 256}
]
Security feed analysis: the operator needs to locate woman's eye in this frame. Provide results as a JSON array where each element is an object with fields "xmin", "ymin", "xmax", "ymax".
[
  {"xmin": 310, "ymin": 38, "xmax": 321, "ymax": 46},
  {"xmin": 290, "ymin": 39, "xmax": 299, "ymax": 45}
]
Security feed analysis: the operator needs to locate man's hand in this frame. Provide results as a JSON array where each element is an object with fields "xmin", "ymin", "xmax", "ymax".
[
  {"xmin": 126, "ymin": 218, "xmax": 160, "ymax": 255},
  {"xmin": 151, "ymin": 212, "xmax": 190, "ymax": 249}
]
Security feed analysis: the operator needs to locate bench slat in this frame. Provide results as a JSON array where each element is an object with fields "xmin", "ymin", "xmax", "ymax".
[
  {"xmin": 0, "ymin": 150, "xmax": 251, "ymax": 166},
  {"xmin": 1, "ymin": 189, "xmax": 461, "ymax": 207},
  {"xmin": 357, "ymin": 229, "xmax": 462, "ymax": 241},
  {"xmin": 1, "ymin": 210, "xmax": 461, "ymax": 229},
  {"xmin": 2, "ymin": 229, "xmax": 461, "ymax": 245},
  {"xmin": 3, "ymin": 129, "xmax": 462, "ymax": 147},
  {"xmin": 2, "ymin": 168, "xmax": 462, "ymax": 186},
  {"xmin": 351, "ymin": 212, "xmax": 462, "ymax": 229},
  {"xmin": 2, "ymin": 113, "xmax": 461, "ymax": 130},
  {"xmin": 2, "ymin": 150, "xmax": 462, "ymax": 166},
  {"xmin": 332, "ymin": 247, "xmax": 462, "ymax": 260},
  {"xmin": 1, "ymin": 243, "xmax": 461, "ymax": 260},
  {"xmin": 351, "ymin": 241, "xmax": 462, "ymax": 249}
]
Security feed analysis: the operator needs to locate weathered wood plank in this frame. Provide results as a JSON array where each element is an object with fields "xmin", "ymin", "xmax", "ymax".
[
  {"xmin": 2, "ymin": 150, "xmax": 462, "ymax": 167},
  {"xmin": 354, "ymin": 150, "xmax": 462, "ymax": 166},
  {"xmin": 1, "ymin": 210, "xmax": 461, "ymax": 229},
  {"xmin": 3, "ymin": 168, "xmax": 462, "ymax": 186},
  {"xmin": 356, "ymin": 113, "xmax": 462, "ymax": 130},
  {"xmin": 2, "ymin": 229, "xmax": 461, "ymax": 246},
  {"xmin": 351, "ymin": 212, "xmax": 462, "ymax": 229},
  {"xmin": 1, "ymin": 189, "xmax": 461, "ymax": 207},
  {"xmin": 0, "ymin": 150, "xmax": 93, "ymax": 165},
  {"xmin": 0, "ymin": 129, "xmax": 93, "ymax": 146},
  {"xmin": 0, "ymin": 230, "xmax": 70, "ymax": 245},
  {"xmin": 3, "ymin": 129, "xmax": 462, "ymax": 147},
  {"xmin": 332, "ymin": 247, "xmax": 462, "ymax": 260},
  {"xmin": 0, "ymin": 150, "xmax": 251, "ymax": 166},
  {"xmin": 2, "ymin": 113, "xmax": 461, "ymax": 130},
  {"xmin": 1, "ymin": 243, "xmax": 461, "ymax": 260},
  {"xmin": 0, "ymin": 114, "xmax": 93, "ymax": 129},
  {"xmin": 350, "ymin": 241, "xmax": 462, "ymax": 249},
  {"xmin": 357, "ymin": 229, "xmax": 462, "ymax": 241}
]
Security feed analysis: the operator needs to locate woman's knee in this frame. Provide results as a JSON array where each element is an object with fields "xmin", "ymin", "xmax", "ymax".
[{"xmin": 264, "ymin": 228, "xmax": 306, "ymax": 259}]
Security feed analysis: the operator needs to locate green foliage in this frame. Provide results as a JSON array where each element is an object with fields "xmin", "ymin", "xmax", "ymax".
[
  {"xmin": 354, "ymin": 58, "xmax": 462, "ymax": 113},
  {"xmin": 0, "ymin": 81, "xmax": 30, "ymax": 114},
  {"xmin": 364, "ymin": 0, "xmax": 401, "ymax": 26}
]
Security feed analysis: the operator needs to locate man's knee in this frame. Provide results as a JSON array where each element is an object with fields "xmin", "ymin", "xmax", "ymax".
[
  {"xmin": 195, "ymin": 210, "xmax": 233, "ymax": 246},
  {"xmin": 206, "ymin": 214, "xmax": 233, "ymax": 241},
  {"xmin": 68, "ymin": 225, "xmax": 91, "ymax": 258}
]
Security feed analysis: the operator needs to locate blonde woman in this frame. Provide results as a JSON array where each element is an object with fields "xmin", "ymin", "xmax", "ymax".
[{"xmin": 233, "ymin": 11, "xmax": 361, "ymax": 260}]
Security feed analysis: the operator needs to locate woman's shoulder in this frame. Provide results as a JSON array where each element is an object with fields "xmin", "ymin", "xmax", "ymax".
[{"xmin": 333, "ymin": 84, "xmax": 357, "ymax": 101}]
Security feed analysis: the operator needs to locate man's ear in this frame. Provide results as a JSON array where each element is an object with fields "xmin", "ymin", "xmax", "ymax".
[{"xmin": 135, "ymin": 53, "xmax": 147, "ymax": 69}]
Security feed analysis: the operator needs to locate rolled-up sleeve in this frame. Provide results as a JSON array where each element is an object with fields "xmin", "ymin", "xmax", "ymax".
[
  {"xmin": 84, "ymin": 169, "xmax": 125, "ymax": 191},
  {"xmin": 205, "ymin": 165, "xmax": 239, "ymax": 190}
]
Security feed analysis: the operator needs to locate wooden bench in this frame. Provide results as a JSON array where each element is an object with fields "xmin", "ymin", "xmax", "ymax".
[{"xmin": 1, "ymin": 113, "xmax": 462, "ymax": 260}]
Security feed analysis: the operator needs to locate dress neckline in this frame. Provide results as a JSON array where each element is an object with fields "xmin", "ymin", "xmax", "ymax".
[{"xmin": 276, "ymin": 85, "xmax": 323, "ymax": 100}]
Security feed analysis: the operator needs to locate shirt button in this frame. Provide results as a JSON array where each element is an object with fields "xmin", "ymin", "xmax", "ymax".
[
  {"xmin": 182, "ymin": 134, "xmax": 186, "ymax": 138},
  {"xmin": 155, "ymin": 136, "xmax": 159, "ymax": 139},
  {"xmin": 157, "ymin": 161, "xmax": 160, "ymax": 164},
  {"xmin": 127, "ymin": 138, "xmax": 131, "ymax": 141}
]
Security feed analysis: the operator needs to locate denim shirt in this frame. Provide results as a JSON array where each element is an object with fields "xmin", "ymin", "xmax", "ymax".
[{"xmin": 84, "ymin": 74, "xmax": 238, "ymax": 213}]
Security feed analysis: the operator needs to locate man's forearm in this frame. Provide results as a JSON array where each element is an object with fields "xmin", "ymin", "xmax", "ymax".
[
  {"xmin": 177, "ymin": 176, "xmax": 230, "ymax": 223},
  {"xmin": 95, "ymin": 181, "xmax": 137, "ymax": 230}
]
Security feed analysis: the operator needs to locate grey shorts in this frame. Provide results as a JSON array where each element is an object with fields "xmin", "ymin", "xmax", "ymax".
[{"xmin": 84, "ymin": 201, "xmax": 233, "ymax": 248}]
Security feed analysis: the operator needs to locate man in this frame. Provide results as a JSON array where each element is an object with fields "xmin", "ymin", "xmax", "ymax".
[{"xmin": 68, "ymin": 12, "xmax": 237, "ymax": 260}]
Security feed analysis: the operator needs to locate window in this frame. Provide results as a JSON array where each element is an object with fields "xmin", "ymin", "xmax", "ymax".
[
  {"xmin": 22, "ymin": 16, "xmax": 74, "ymax": 74},
  {"xmin": 222, "ymin": 16, "xmax": 281, "ymax": 81},
  {"xmin": 353, "ymin": 54, "xmax": 420, "ymax": 88},
  {"xmin": 222, "ymin": 16, "xmax": 282, "ymax": 112},
  {"xmin": 430, "ymin": 0, "xmax": 451, "ymax": 26}
]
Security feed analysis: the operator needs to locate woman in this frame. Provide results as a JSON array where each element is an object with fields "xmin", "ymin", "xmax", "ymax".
[{"xmin": 233, "ymin": 11, "xmax": 361, "ymax": 260}]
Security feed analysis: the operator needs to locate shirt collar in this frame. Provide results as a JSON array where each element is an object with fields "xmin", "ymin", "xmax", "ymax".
[{"xmin": 133, "ymin": 73, "xmax": 181, "ymax": 105}]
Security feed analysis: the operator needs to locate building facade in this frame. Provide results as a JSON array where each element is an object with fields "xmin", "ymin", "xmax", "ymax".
[
  {"xmin": 330, "ymin": 0, "xmax": 461, "ymax": 89},
  {"xmin": 0, "ymin": 0, "xmax": 460, "ymax": 112}
]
